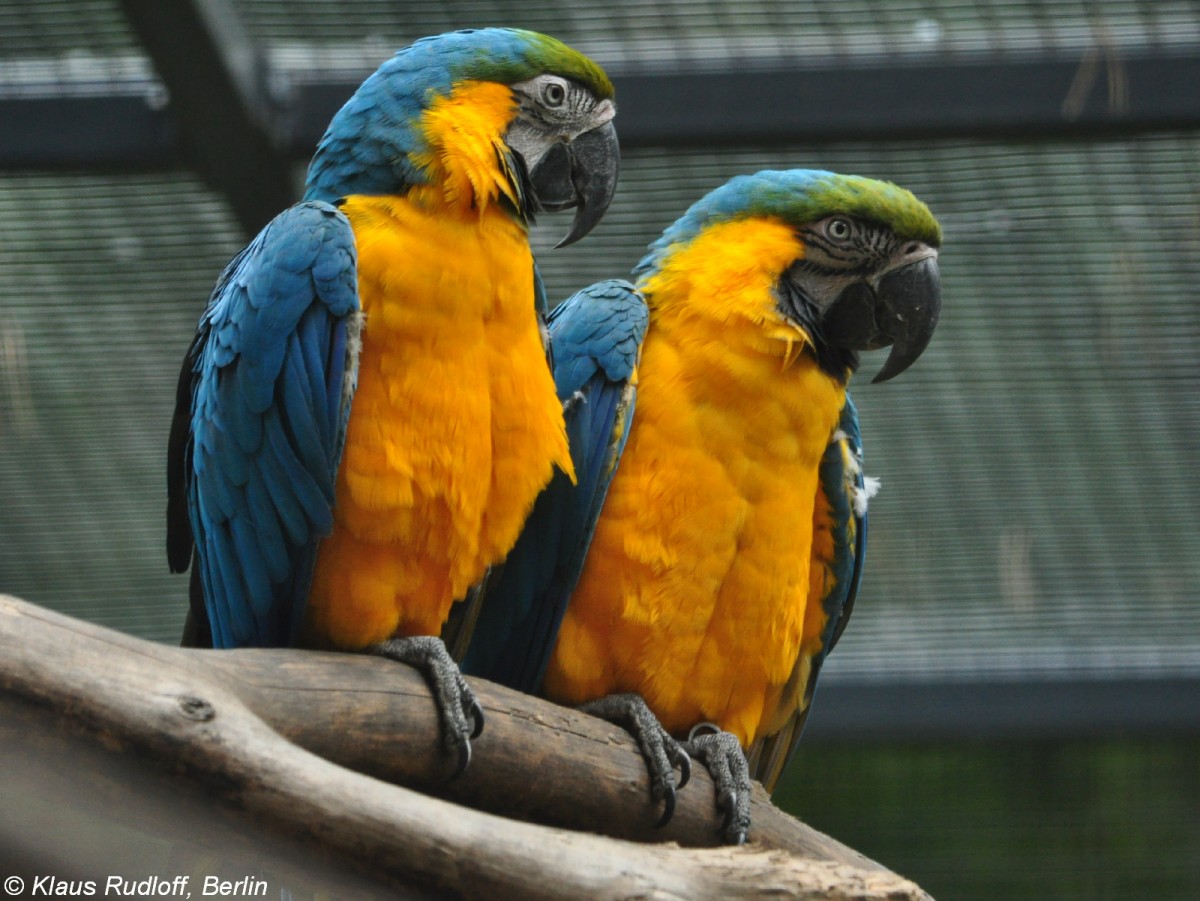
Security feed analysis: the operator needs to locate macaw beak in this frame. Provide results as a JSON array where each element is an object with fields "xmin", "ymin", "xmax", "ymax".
[
  {"xmin": 821, "ymin": 252, "xmax": 942, "ymax": 383},
  {"xmin": 529, "ymin": 120, "xmax": 620, "ymax": 248}
]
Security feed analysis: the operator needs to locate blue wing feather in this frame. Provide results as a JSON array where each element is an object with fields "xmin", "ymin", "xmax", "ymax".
[
  {"xmin": 244, "ymin": 460, "xmax": 289, "ymax": 584},
  {"xmin": 820, "ymin": 394, "xmax": 867, "ymax": 657},
  {"xmin": 323, "ymin": 320, "xmax": 352, "ymax": 468},
  {"xmin": 294, "ymin": 307, "xmax": 332, "ymax": 448},
  {"xmin": 460, "ymin": 280, "xmax": 648, "ymax": 692},
  {"xmin": 280, "ymin": 335, "xmax": 335, "ymax": 495},
  {"xmin": 205, "ymin": 524, "xmax": 246, "ymax": 646},
  {"xmin": 167, "ymin": 200, "xmax": 359, "ymax": 648}
]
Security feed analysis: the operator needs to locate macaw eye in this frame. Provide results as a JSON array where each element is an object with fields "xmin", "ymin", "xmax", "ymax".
[
  {"xmin": 826, "ymin": 217, "xmax": 853, "ymax": 240},
  {"xmin": 542, "ymin": 81, "xmax": 567, "ymax": 107}
]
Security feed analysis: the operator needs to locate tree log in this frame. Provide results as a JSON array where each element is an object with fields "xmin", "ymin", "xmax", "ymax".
[{"xmin": 0, "ymin": 594, "xmax": 930, "ymax": 900}]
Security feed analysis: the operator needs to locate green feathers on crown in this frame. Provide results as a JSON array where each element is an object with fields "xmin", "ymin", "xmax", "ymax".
[{"xmin": 470, "ymin": 29, "xmax": 615, "ymax": 99}]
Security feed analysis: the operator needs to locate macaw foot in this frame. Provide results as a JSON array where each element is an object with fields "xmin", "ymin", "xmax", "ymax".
[
  {"xmin": 682, "ymin": 723, "xmax": 752, "ymax": 845},
  {"xmin": 369, "ymin": 636, "xmax": 485, "ymax": 779},
  {"xmin": 579, "ymin": 693, "xmax": 692, "ymax": 827}
]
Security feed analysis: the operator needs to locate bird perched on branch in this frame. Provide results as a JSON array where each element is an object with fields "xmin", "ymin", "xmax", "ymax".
[
  {"xmin": 463, "ymin": 169, "xmax": 941, "ymax": 839},
  {"xmin": 166, "ymin": 28, "xmax": 619, "ymax": 774}
]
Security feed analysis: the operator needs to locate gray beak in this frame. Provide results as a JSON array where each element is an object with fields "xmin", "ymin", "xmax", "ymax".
[
  {"xmin": 529, "ymin": 119, "xmax": 620, "ymax": 248},
  {"xmin": 821, "ymin": 255, "xmax": 943, "ymax": 383}
]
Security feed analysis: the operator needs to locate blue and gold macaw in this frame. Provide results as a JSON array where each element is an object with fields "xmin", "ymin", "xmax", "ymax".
[
  {"xmin": 166, "ymin": 29, "xmax": 619, "ymax": 772},
  {"xmin": 463, "ymin": 169, "xmax": 941, "ymax": 838}
]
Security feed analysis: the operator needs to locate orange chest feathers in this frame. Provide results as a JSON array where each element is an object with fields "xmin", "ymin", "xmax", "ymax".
[{"xmin": 305, "ymin": 195, "xmax": 572, "ymax": 649}]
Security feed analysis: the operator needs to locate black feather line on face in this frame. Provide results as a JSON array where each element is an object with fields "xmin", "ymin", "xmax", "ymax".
[
  {"xmin": 775, "ymin": 275, "xmax": 859, "ymax": 384},
  {"xmin": 790, "ymin": 257, "xmax": 872, "ymax": 279},
  {"xmin": 519, "ymin": 81, "xmax": 597, "ymax": 127},
  {"xmin": 798, "ymin": 230, "xmax": 858, "ymax": 265},
  {"xmin": 800, "ymin": 222, "xmax": 900, "ymax": 273}
]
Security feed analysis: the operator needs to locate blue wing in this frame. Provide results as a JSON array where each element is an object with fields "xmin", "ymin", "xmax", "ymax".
[
  {"xmin": 459, "ymin": 279, "xmax": 649, "ymax": 692},
  {"xmin": 819, "ymin": 394, "xmax": 869, "ymax": 657},
  {"xmin": 748, "ymin": 393, "xmax": 870, "ymax": 791},
  {"xmin": 166, "ymin": 201, "xmax": 360, "ymax": 649}
]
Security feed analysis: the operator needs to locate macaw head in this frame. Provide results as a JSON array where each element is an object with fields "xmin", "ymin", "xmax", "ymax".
[
  {"xmin": 636, "ymin": 169, "xmax": 943, "ymax": 383},
  {"xmin": 304, "ymin": 28, "xmax": 619, "ymax": 247}
]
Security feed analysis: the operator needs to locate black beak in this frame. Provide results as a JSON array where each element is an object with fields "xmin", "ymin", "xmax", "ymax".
[
  {"xmin": 529, "ymin": 120, "xmax": 620, "ymax": 248},
  {"xmin": 821, "ymin": 255, "xmax": 942, "ymax": 383}
]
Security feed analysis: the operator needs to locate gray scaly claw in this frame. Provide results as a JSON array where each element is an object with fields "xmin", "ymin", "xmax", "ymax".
[
  {"xmin": 580, "ymin": 693, "xmax": 692, "ymax": 828},
  {"xmin": 683, "ymin": 724, "xmax": 752, "ymax": 845},
  {"xmin": 369, "ymin": 636, "xmax": 484, "ymax": 780}
]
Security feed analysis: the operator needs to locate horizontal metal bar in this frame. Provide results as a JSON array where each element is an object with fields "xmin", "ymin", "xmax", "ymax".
[
  {"xmin": 0, "ymin": 93, "xmax": 175, "ymax": 167},
  {"xmin": 612, "ymin": 52, "xmax": 1200, "ymax": 144},
  {"xmin": 3, "ymin": 51, "xmax": 1198, "ymax": 171},
  {"xmin": 802, "ymin": 676, "xmax": 1200, "ymax": 743},
  {"xmin": 286, "ymin": 51, "xmax": 1200, "ymax": 149}
]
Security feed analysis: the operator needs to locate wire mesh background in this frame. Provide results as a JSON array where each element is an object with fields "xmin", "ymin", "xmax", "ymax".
[{"xmin": 1, "ymin": 2, "xmax": 1199, "ymax": 898}]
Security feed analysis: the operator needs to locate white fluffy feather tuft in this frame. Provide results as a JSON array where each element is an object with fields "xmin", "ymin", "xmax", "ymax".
[{"xmin": 853, "ymin": 475, "xmax": 881, "ymax": 517}]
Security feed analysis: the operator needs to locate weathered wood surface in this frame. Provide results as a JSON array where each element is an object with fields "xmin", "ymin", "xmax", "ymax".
[{"xmin": 0, "ymin": 594, "xmax": 931, "ymax": 900}]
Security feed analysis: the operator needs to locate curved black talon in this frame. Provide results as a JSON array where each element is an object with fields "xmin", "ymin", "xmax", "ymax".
[
  {"xmin": 655, "ymin": 782, "xmax": 677, "ymax": 829},
  {"xmin": 578, "ymin": 693, "xmax": 692, "ymax": 828},
  {"xmin": 368, "ymin": 635, "xmax": 483, "ymax": 780},
  {"xmin": 468, "ymin": 697, "xmax": 486, "ymax": 740},
  {"xmin": 455, "ymin": 734, "xmax": 472, "ymax": 776},
  {"xmin": 676, "ymin": 746, "xmax": 693, "ymax": 791},
  {"xmin": 682, "ymin": 727, "xmax": 752, "ymax": 845}
]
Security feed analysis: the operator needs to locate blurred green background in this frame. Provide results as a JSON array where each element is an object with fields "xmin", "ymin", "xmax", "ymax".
[{"xmin": 1, "ymin": 2, "xmax": 1198, "ymax": 898}]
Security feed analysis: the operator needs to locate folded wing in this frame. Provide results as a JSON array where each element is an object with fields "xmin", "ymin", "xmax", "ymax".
[{"xmin": 166, "ymin": 201, "xmax": 361, "ymax": 648}]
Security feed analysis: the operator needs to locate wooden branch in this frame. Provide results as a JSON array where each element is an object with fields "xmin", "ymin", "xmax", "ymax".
[{"xmin": 0, "ymin": 594, "xmax": 931, "ymax": 900}]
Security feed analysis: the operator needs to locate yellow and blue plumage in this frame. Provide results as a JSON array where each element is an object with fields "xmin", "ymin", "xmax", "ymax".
[
  {"xmin": 166, "ymin": 29, "xmax": 619, "ymax": 769},
  {"xmin": 463, "ymin": 169, "xmax": 941, "ymax": 836}
]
